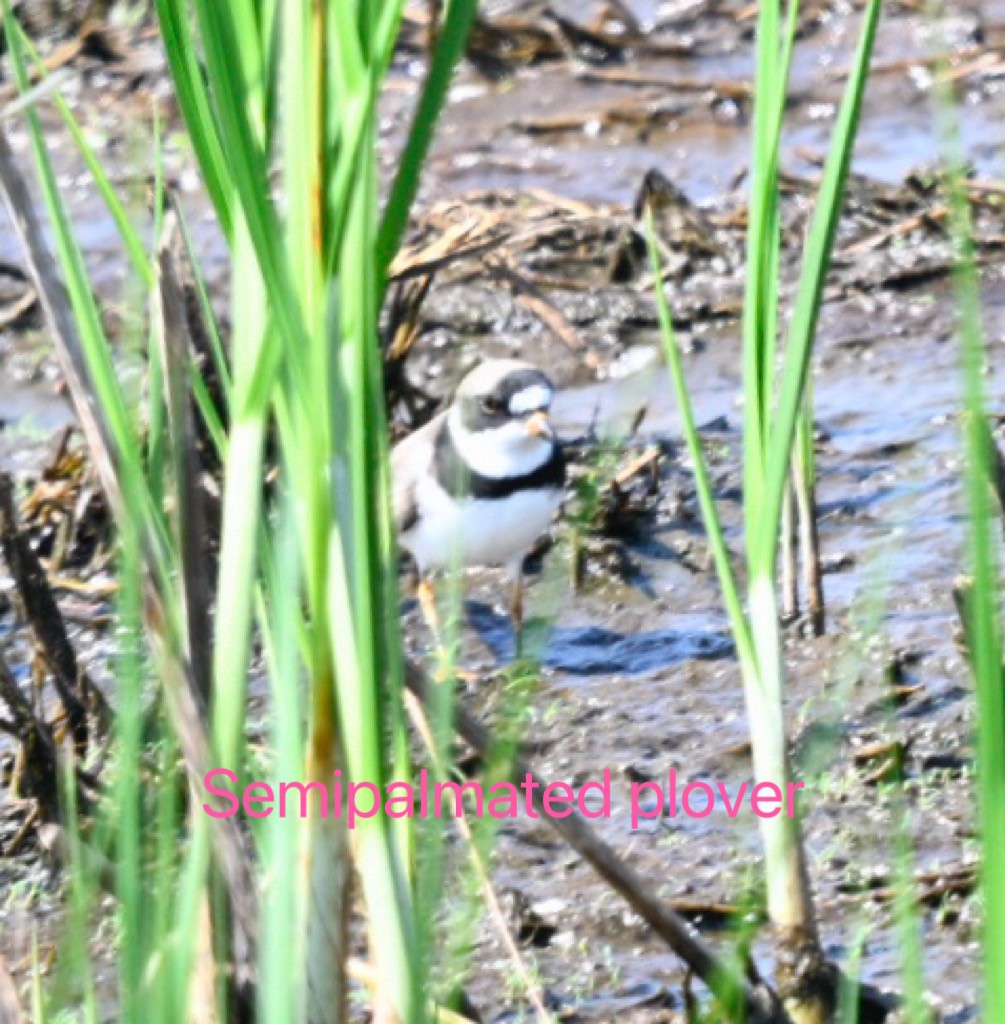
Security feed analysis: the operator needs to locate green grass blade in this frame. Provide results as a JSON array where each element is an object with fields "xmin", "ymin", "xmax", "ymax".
[
  {"xmin": 153, "ymin": 0, "xmax": 234, "ymax": 237},
  {"xmin": 375, "ymin": 0, "xmax": 477, "ymax": 284},
  {"xmin": 10, "ymin": 17, "xmax": 154, "ymax": 286},
  {"xmin": 758, "ymin": 0, "xmax": 880, "ymax": 564},
  {"xmin": 934, "ymin": 50, "xmax": 1005, "ymax": 1022},
  {"xmin": 182, "ymin": 0, "xmax": 301, "ymax": 402},
  {"xmin": 645, "ymin": 210, "xmax": 757, "ymax": 674},
  {"xmin": 330, "ymin": 0, "xmax": 367, "ymax": 102},
  {"xmin": 740, "ymin": 0, "xmax": 784, "ymax": 522},
  {"xmin": 258, "ymin": 499, "xmax": 305, "ymax": 1024},
  {"xmin": 173, "ymin": 201, "xmax": 232, "ymax": 397},
  {"xmin": 0, "ymin": 7, "xmax": 176, "ymax": 584},
  {"xmin": 113, "ymin": 525, "xmax": 144, "ymax": 1023}
]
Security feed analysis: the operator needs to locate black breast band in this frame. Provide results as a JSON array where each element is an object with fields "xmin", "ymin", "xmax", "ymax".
[{"xmin": 434, "ymin": 426, "xmax": 565, "ymax": 500}]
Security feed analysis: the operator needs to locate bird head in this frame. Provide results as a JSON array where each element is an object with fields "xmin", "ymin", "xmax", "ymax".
[{"xmin": 448, "ymin": 359, "xmax": 558, "ymax": 479}]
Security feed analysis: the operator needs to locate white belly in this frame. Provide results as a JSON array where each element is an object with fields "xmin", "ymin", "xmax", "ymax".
[{"xmin": 402, "ymin": 477, "xmax": 562, "ymax": 573}]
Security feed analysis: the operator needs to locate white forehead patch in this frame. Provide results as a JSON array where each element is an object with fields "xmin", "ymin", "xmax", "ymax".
[{"xmin": 508, "ymin": 385, "xmax": 552, "ymax": 415}]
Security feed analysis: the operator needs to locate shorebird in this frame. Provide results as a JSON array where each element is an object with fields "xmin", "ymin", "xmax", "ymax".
[{"xmin": 392, "ymin": 359, "xmax": 566, "ymax": 654}]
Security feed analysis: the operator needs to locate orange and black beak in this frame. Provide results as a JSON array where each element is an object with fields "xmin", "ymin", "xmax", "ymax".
[{"xmin": 524, "ymin": 410, "xmax": 554, "ymax": 439}]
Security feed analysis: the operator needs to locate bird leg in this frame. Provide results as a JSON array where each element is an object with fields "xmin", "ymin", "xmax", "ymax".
[
  {"xmin": 509, "ymin": 571, "xmax": 525, "ymax": 659},
  {"xmin": 419, "ymin": 575, "xmax": 478, "ymax": 682},
  {"xmin": 418, "ymin": 575, "xmax": 441, "ymax": 646}
]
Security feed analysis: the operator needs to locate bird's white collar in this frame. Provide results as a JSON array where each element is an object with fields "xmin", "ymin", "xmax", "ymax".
[{"xmin": 447, "ymin": 407, "xmax": 555, "ymax": 480}]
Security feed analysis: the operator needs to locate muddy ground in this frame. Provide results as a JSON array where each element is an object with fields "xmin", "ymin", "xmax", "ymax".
[{"xmin": 2, "ymin": 0, "xmax": 1005, "ymax": 1020}]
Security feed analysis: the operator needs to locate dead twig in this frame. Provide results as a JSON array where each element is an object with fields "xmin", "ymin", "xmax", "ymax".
[
  {"xmin": 0, "ymin": 645, "xmax": 59, "ymax": 817},
  {"xmin": 792, "ymin": 460, "xmax": 825, "ymax": 637},
  {"xmin": 483, "ymin": 256, "xmax": 585, "ymax": 353},
  {"xmin": 151, "ymin": 212, "xmax": 213, "ymax": 705},
  {"xmin": 840, "ymin": 205, "xmax": 949, "ymax": 256},
  {"xmin": 577, "ymin": 66, "xmax": 752, "ymax": 100},
  {"xmin": 827, "ymin": 862, "xmax": 977, "ymax": 909},
  {"xmin": 0, "ymin": 285, "xmax": 37, "ymax": 329}
]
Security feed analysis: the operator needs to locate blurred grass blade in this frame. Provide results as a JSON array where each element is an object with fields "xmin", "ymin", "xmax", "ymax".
[
  {"xmin": 4, "ymin": 20, "xmax": 152, "ymax": 285},
  {"xmin": 152, "ymin": 213, "xmax": 214, "ymax": 701},
  {"xmin": 376, "ymin": 0, "xmax": 478, "ymax": 283},
  {"xmin": 154, "ymin": 0, "xmax": 234, "ymax": 236},
  {"xmin": 933, "ymin": 38, "xmax": 1005, "ymax": 1020},
  {"xmin": 0, "ymin": 4, "xmax": 145, "ymax": 511},
  {"xmin": 258, "ymin": 497, "xmax": 305, "ymax": 1024},
  {"xmin": 645, "ymin": 210, "xmax": 756, "ymax": 674}
]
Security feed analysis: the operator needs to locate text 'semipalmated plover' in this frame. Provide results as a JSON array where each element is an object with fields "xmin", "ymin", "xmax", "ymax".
[{"xmin": 392, "ymin": 359, "xmax": 565, "ymax": 649}]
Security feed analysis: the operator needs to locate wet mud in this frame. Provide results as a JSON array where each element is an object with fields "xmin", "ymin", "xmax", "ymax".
[{"xmin": 2, "ymin": 0, "xmax": 1004, "ymax": 1020}]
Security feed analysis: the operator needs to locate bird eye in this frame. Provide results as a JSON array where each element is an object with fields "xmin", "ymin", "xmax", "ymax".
[{"xmin": 479, "ymin": 396, "xmax": 502, "ymax": 416}]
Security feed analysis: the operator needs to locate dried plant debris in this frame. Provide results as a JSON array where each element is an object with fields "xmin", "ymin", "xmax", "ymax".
[
  {"xmin": 567, "ymin": 441, "xmax": 665, "ymax": 539},
  {"xmin": 0, "ymin": 644, "xmax": 61, "ymax": 818},
  {"xmin": 609, "ymin": 168, "xmax": 736, "ymax": 284},
  {"xmin": 0, "ymin": 264, "xmax": 38, "ymax": 332},
  {"xmin": 399, "ymin": 0, "xmax": 940, "ymax": 80},
  {"xmin": 399, "ymin": 1, "xmax": 696, "ymax": 78},
  {"xmin": 384, "ymin": 163, "xmax": 1003, "ymax": 397},
  {"xmin": 18, "ymin": 427, "xmax": 110, "ymax": 573},
  {"xmin": 383, "ymin": 274, "xmax": 443, "ymax": 436},
  {"xmin": 1, "ymin": 0, "xmax": 131, "ymax": 82},
  {"xmin": 12, "ymin": 0, "xmax": 111, "ymax": 41},
  {"xmin": 0, "ymin": 451, "xmax": 113, "ymax": 833}
]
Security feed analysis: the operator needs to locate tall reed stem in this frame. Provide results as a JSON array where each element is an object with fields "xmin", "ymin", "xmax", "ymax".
[{"xmin": 648, "ymin": 0, "xmax": 880, "ymax": 1016}]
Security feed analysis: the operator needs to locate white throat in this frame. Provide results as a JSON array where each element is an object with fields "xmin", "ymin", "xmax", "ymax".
[{"xmin": 447, "ymin": 408, "xmax": 554, "ymax": 480}]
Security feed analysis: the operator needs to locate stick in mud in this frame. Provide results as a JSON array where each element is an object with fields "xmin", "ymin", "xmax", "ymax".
[
  {"xmin": 792, "ymin": 461, "xmax": 825, "ymax": 637},
  {"xmin": 0, "ymin": 645, "xmax": 60, "ymax": 817},
  {"xmin": 0, "ymin": 473, "xmax": 99, "ymax": 747}
]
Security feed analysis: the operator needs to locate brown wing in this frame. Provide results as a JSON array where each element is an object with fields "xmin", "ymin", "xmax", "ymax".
[
  {"xmin": 393, "ymin": 473, "xmax": 419, "ymax": 535},
  {"xmin": 390, "ymin": 412, "xmax": 445, "ymax": 537}
]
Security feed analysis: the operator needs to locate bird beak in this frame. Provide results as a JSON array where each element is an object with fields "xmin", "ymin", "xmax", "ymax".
[{"xmin": 525, "ymin": 410, "xmax": 554, "ymax": 439}]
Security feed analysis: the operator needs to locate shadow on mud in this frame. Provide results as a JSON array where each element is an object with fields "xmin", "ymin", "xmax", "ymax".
[{"xmin": 466, "ymin": 600, "xmax": 734, "ymax": 674}]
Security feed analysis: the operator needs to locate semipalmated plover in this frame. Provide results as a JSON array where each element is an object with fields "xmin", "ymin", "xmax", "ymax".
[{"xmin": 393, "ymin": 359, "xmax": 565, "ymax": 651}]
